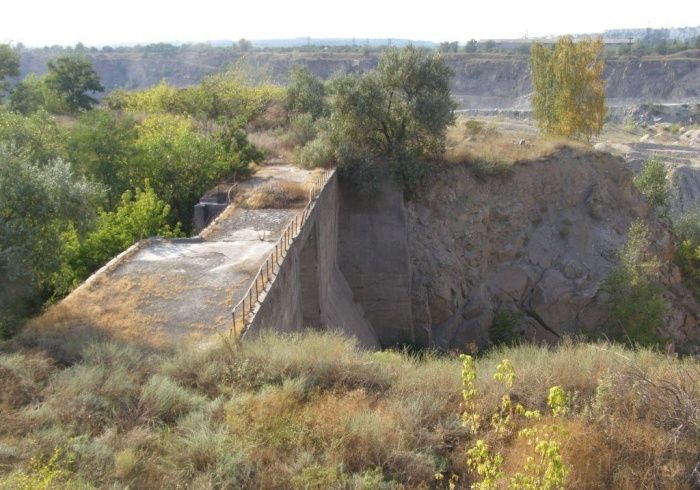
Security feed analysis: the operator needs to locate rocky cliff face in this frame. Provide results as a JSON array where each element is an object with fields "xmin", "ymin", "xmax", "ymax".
[
  {"xmin": 18, "ymin": 51, "xmax": 700, "ymax": 108},
  {"xmin": 405, "ymin": 149, "xmax": 700, "ymax": 351}
]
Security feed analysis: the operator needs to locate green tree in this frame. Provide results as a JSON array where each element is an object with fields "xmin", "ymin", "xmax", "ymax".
[
  {"xmin": 328, "ymin": 45, "xmax": 455, "ymax": 192},
  {"xmin": 285, "ymin": 65, "xmax": 327, "ymax": 119},
  {"xmin": 131, "ymin": 114, "xmax": 246, "ymax": 229},
  {"xmin": 0, "ymin": 108, "xmax": 66, "ymax": 164},
  {"xmin": 66, "ymin": 109, "xmax": 139, "ymax": 206},
  {"xmin": 0, "ymin": 147, "xmax": 104, "ymax": 336},
  {"xmin": 464, "ymin": 39, "xmax": 478, "ymax": 53},
  {"xmin": 9, "ymin": 75, "xmax": 44, "ymax": 114},
  {"xmin": 45, "ymin": 56, "xmax": 104, "ymax": 112},
  {"xmin": 530, "ymin": 36, "xmax": 606, "ymax": 140},
  {"xmin": 237, "ymin": 38, "xmax": 253, "ymax": 52},
  {"xmin": 53, "ymin": 184, "xmax": 181, "ymax": 296},
  {"xmin": 482, "ymin": 40, "xmax": 497, "ymax": 52},
  {"xmin": 0, "ymin": 44, "xmax": 20, "ymax": 95},
  {"xmin": 9, "ymin": 74, "xmax": 70, "ymax": 115},
  {"xmin": 438, "ymin": 41, "xmax": 459, "ymax": 53}
]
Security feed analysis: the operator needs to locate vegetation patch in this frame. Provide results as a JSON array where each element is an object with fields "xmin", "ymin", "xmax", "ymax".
[
  {"xmin": 242, "ymin": 180, "xmax": 308, "ymax": 209},
  {"xmin": 0, "ymin": 332, "xmax": 698, "ymax": 488}
]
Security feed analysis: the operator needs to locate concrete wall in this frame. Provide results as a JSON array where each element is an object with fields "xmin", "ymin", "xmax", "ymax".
[
  {"xmin": 337, "ymin": 177, "xmax": 419, "ymax": 347},
  {"xmin": 244, "ymin": 174, "xmax": 380, "ymax": 349}
]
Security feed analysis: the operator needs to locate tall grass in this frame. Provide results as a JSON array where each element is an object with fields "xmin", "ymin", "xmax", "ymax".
[{"xmin": 0, "ymin": 331, "xmax": 698, "ymax": 488}]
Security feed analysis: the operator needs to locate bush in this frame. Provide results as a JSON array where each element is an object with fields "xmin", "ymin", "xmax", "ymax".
[
  {"xmin": 0, "ymin": 148, "xmax": 104, "ymax": 337},
  {"xmin": 633, "ymin": 159, "xmax": 669, "ymax": 210},
  {"xmin": 602, "ymin": 220, "xmax": 667, "ymax": 345},
  {"xmin": 673, "ymin": 209, "xmax": 700, "ymax": 298},
  {"xmin": 138, "ymin": 375, "xmax": 204, "ymax": 423},
  {"xmin": 285, "ymin": 113, "xmax": 317, "ymax": 148},
  {"xmin": 242, "ymin": 180, "xmax": 308, "ymax": 209},
  {"xmin": 489, "ymin": 310, "xmax": 520, "ymax": 346},
  {"xmin": 52, "ymin": 184, "xmax": 182, "ymax": 297},
  {"xmin": 294, "ymin": 130, "xmax": 336, "ymax": 168}
]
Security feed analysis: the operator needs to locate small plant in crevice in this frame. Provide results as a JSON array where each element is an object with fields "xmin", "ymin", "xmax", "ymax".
[{"xmin": 489, "ymin": 310, "xmax": 521, "ymax": 347}]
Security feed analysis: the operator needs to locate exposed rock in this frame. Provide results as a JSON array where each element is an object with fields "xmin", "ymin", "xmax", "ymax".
[{"xmin": 407, "ymin": 148, "xmax": 700, "ymax": 351}]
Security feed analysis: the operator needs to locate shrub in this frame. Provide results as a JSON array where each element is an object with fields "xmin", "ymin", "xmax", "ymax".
[
  {"xmin": 464, "ymin": 119, "xmax": 484, "ymax": 135},
  {"xmin": 285, "ymin": 113, "xmax": 317, "ymax": 148},
  {"xmin": 0, "ymin": 148, "xmax": 104, "ymax": 337},
  {"xmin": 52, "ymin": 184, "xmax": 182, "ymax": 297},
  {"xmin": 673, "ymin": 209, "xmax": 700, "ymax": 297},
  {"xmin": 138, "ymin": 375, "xmax": 205, "ymax": 423},
  {"xmin": 602, "ymin": 220, "xmax": 667, "ymax": 345},
  {"xmin": 294, "ymin": 131, "xmax": 336, "ymax": 168},
  {"xmin": 242, "ymin": 180, "xmax": 308, "ymax": 209},
  {"xmin": 633, "ymin": 159, "xmax": 669, "ymax": 210},
  {"xmin": 489, "ymin": 310, "xmax": 520, "ymax": 346}
]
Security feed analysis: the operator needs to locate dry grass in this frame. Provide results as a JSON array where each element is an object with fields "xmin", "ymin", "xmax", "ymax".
[
  {"xmin": 241, "ymin": 179, "xmax": 309, "ymax": 209},
  {"xmin": 0, "ymin": 332, "xmax": 698, "ymax": 488},
  {"xmin": 444, "ymin": 118, "xmax": 585, "ymax": 177},
  {"xmin": 247, "ymin": 128, "xmax": 295, "ymax": 162}
]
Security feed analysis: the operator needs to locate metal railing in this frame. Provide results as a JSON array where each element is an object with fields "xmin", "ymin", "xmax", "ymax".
[{"xmin": 231, "ymin": 168, "xmax": 334, "ymax": 338}]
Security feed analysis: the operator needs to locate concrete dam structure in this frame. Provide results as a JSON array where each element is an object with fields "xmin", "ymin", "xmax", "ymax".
[
  {"xmin": 30, "ymin": 165, "xmax": 417, "ymax": 350},
  {"xmin": 31, "ymin": 150, "xmax": 700, "ymax": 352}
]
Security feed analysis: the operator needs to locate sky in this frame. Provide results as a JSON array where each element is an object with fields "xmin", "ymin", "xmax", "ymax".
[{"xmin": 2, "ymin": 0, "xmax": 699, "ymax": 47}]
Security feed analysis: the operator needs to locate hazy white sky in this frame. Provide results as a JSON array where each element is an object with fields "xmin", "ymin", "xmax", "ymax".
[{"xmin": 2, "ymin": 0, "xmax": 699, "ymax": 46}]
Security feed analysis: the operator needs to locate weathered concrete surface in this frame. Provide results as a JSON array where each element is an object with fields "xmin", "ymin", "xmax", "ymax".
[
  {"xmin": 337, "ymin": 177, "xmax": 418, "ymax": 347},
  {"xmin": 244, "ymin": 173, "xmax": 380, "ymax": 349},
  {"xmin": 25, "ymin": 166, "xmax": 317, "ymax": 347}
]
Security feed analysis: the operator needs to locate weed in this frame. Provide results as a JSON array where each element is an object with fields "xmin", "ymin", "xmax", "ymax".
[{"xmin": 242, "ymin": 180, "xmax": 308, "ymax": 209}]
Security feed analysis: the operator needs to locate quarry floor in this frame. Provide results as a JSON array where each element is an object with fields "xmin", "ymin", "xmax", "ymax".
[{"xmin": 33, "ymin": 165, "xmax": 319, "ymax": 347}]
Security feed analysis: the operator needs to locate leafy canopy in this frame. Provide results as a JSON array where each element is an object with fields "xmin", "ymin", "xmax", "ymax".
[
  {"xmin": 633, "ymin": 159, "xmax": 669, "ymax": 210},
  {"xmin": 327, "ymin": 45, "xmax": 455, "ymax": 192},
  {"xmin": 531, "ymin": 36, "xmax": 606, "ymax": 140},
  {"xmin": 45, "ymin": 56, "xmax": 104, "ymax": 112},
  {"xmin": 0, "ymin": 44, "xmax": 20, "ymax": 94},
  {"xmin": 53, "ymin": 184, "xmax": 182, "ymax": 297},
  {"xmin": 603, "ymin": 220, "xmax": 667, "ymax": 345},
  {"xmin": 0, "ymin": 147, "xmax": 104, "ymax": 336},
  {"xmin": 285, "ymin": 65, "xmax": 328, "ymax": 120}
]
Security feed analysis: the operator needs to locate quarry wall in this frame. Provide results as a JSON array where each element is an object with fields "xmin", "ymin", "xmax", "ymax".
[{"xmin": 19, "ymin": 51, "xmax": 700, "ymax": 109}]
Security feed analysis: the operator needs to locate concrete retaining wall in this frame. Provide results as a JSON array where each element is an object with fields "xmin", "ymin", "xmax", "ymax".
[
  {"xmin": 337, "ymin": 177, "xmax": 417, "ymax": 347},
  {"xmin": 244, "ymin": 174, "xmax": 380, "ymax": 349}
]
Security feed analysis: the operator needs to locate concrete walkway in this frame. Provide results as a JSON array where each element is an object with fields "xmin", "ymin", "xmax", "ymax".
[{"xmin": 29, "ymin": 166, "xmax": 320, "ymax": 347}]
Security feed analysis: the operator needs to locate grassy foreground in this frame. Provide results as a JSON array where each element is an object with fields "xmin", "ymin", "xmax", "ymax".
[{"xmin": 0, "ymin": 332, "xmax": 698, "ymax": 489}]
